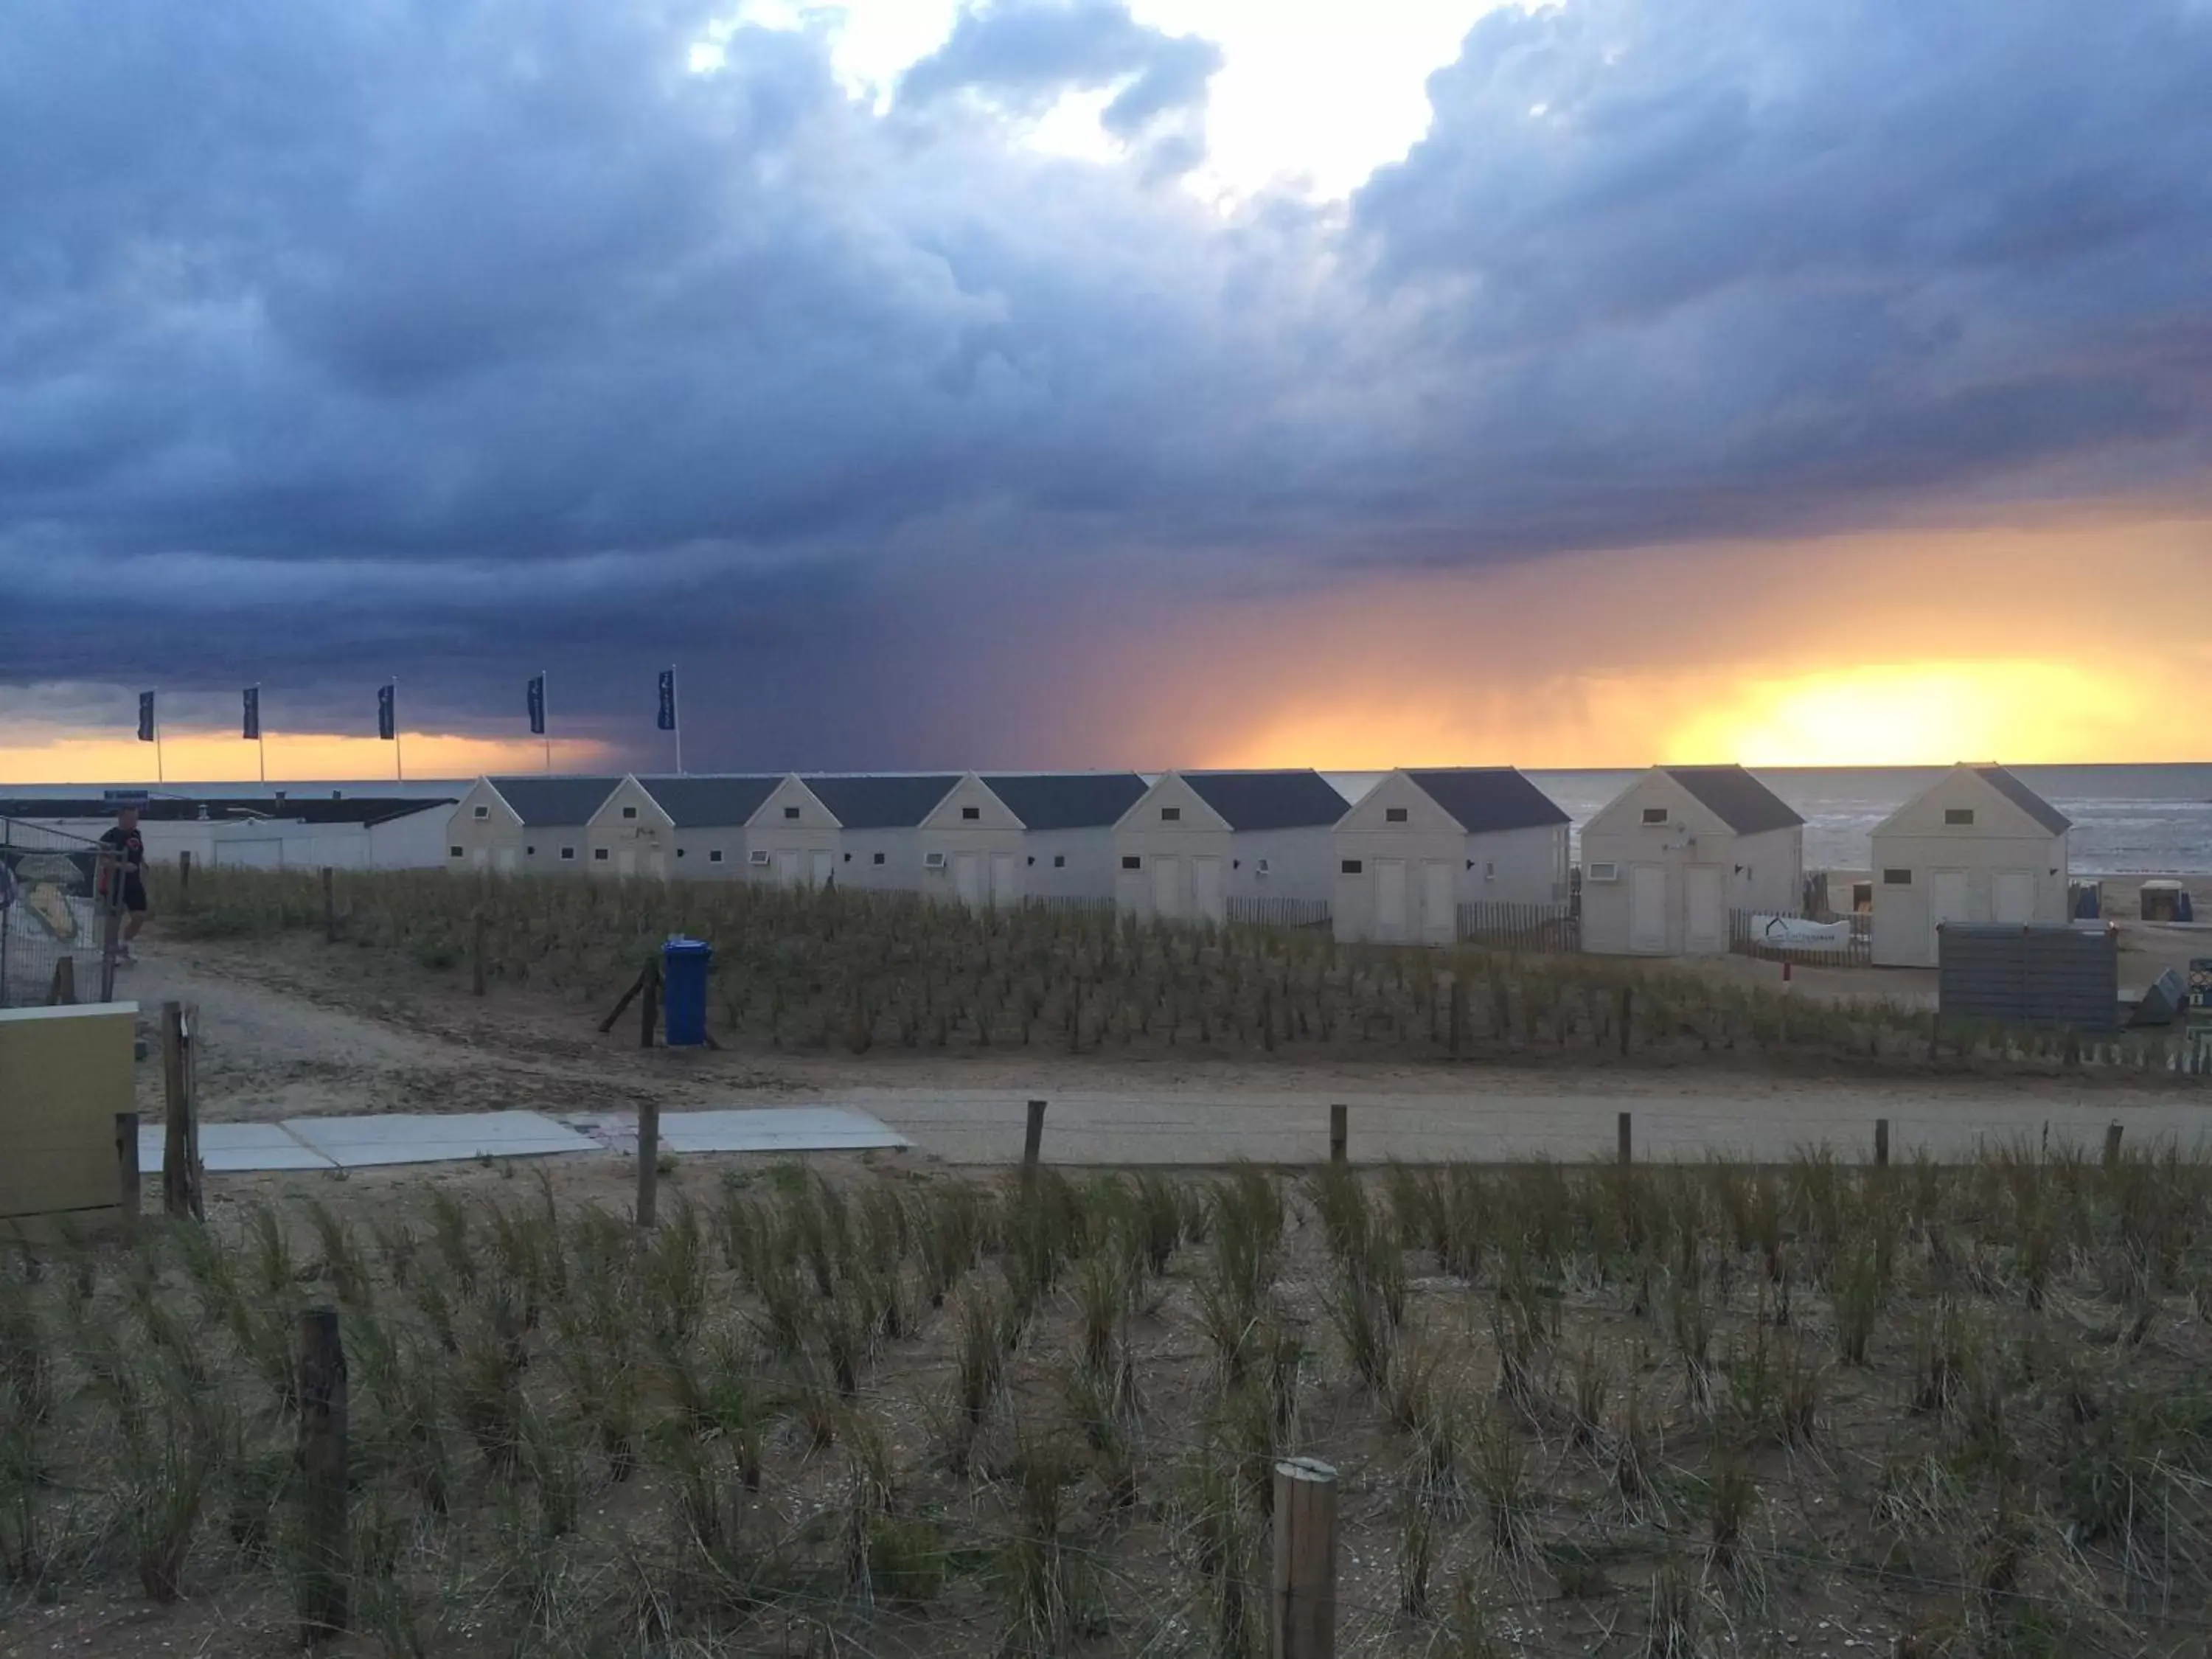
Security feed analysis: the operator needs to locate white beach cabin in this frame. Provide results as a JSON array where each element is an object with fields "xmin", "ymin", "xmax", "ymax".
[
  {"xmin": 445, "ymin": 776, "xmax": 622, "ymax": 877},
  {"xmin": 744, "ymin": 776, "xmax": 841, "ymax": 888},
  {"xmin": 981, "ymin": 773, "xmax": 1150, "ymax": 904},
  {"xmin": 623, "ymin": 776, "xmax": 784, "ymax": 880},
  {"xmin": 1332, "ymin": 768, "xmax": 1571, "ymax": 945},
  {"xmin": 1113, "ymin": 771, "xmax": 1346, "ymax": 924},
  {"xmin": 800, "ymin": 775, "xmax": 961, "ymax": 893},
  {"xmin": 1579, "ymin": 766, "xmax": 1806, "ymax": 956},
  {"xmin": 1869, "ymin": 764, "xmax": 2071, "ymax": 967}
]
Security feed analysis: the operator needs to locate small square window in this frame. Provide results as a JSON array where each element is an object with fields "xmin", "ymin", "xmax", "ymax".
[
  {"xmin": 473, "ymin": 804, "xmax": 489, "ymax": 819},
  {"xmin": 675, "ymin": 847, "xmax": 686, "ymax": 858},
  {"xmin": 526, "ymin": 846, "xmax": 535, "ymax": 856},
  {"xmin": 1884, "ymin": 869, "xmax": 1913, "ymax": 886},
  {"xmin": 1161, "ymin": 806, "xmax": 1180, "ymax": 821},
  {"xmin": 593, "ymin": 848, "xmax": 609, "ymax": 861},
  {"xmin": 449, "ymin": 846, "xmax": 464, "ymax": 858},
  {"xmin": 621, "ymin": 805, "xmax": 637, "ymax": 820},
  {"xmin": 784, "ymin": 805, "xmax": 800, "ymax": 820},
  {"xmin": 1944, "ymin": 808, "xmax": 1975, "ymax": 826},
  {"xmin": 1385, "ymin": 807, "xmax": 1408, "ymax": 823},
  {"xmin": 1054, "ymin": 855, "xmax": 1065, "ymax": 869},
  {"xmin": 709, "ymin": 849, "xmax": 723, "ymax": 863},
  {"xmin": 1121, "ymin": 855, "xmax": 1141, "ymax": 870},
  {"xmin": 873, "ymin": 852, "xmax": 886, "ymax": 866},
  {"xmin": 1340, "ymin": 859, "xmax": 1363, "ymax": 874},
  {"xmin": 961, "ymin": 805, "xmax": 980, "ymax": 821},
  {"xmin": 1641, "ymin": 807, "xmax": 1669, "ymax": 824},
  {"xmin": 560, "ymin": 846, "xmax": 575, "ymax": 860}
]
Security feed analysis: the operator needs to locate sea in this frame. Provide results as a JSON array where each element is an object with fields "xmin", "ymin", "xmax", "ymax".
[{"xmin": 1326, "ymin": 765, "xmax": 2212, "ymax": 876}]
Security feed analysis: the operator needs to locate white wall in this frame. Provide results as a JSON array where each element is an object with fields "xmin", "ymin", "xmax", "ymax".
[
  {"xmin": 1869, "ymin": 769, "xmax": 2070, "ymax": 967},
  {"xmin": 1022, "ymin": 828, "xmax": 1121, "ymax": 902},
  {"xmin": 584, "ymin": 777, "xmax": 675, "ymax": 880},
  {"xmin": 1225, "ymin": 827, "xmax": 1335, "ymax": 905},
  {"xmin": 915, "ymin": 776, "xmax": 1028, "ymax": 905},
  {"xmin": 1579, "ymin": 771, "xmax": 1805, "ymax": 956},
  {"xmin": 1113, "ymin": 775, "xmax": 1233, "ymax": 921},
  {"xmin": 745, "ymin": 777, "xmax": 841, "ymax": 888}
]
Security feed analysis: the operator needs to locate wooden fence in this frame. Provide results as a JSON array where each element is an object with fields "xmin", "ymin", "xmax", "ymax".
[
  {"xmin": 1728, "ymin": 908, "xmax": 1873, "ymax": 968},
  {"xmin": 1226, "ymin": 896, "xmax": 1332, "ymax": 931},
  {"xmin": 1456, "ymin": 900, "xmax": 1579, "ymax": 953}
]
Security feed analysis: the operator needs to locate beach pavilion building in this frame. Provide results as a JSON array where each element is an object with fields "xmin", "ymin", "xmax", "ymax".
[
  {"xmin": 1579, "ymin": 765, "xmax": 1805, "ymax": 956},
  {"xmin": 445, "ymin": 776, "xmax": 622, "ymax": 876},
  {"xmin": 1868, "ymin": 764, "xmax": 2072, "ymax": 967},
  {"xmin": 1332, "ymin": 768, "xmax": 1571, "ymax": 945},
  {"xmin": 799, "ymin": 775, "xmax": 962, "ymax": 893},
  {"xmin": 581, "ymin": 775, "xmax": 783, "ymax": 880},
  {"xmin": 981, "ymin": 773, "xmax": 1150, "ymax": 904},
  {"xmin": 1113, "ymin": 770, "xmax": 1347, "ymax": 923}
]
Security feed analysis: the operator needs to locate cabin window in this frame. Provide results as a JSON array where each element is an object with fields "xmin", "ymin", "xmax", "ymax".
[
  {"xmin": 1054, "ymin": 855, "xmax": 1066, "ymax": 869},
  {"xmin": 1121, "ymin": 855, "xmax": 1141, "ymax": 870},
  {"xmin": 1641, "ymin": 807, "xmax": 1669, "ymax": 825},
  {"xmin": 560, "ymin": 846, "xmax": 575, "ymax": 860},
  {"xmin": 675, "ymin": 848, "xmax": 686, "ymax": 858},
  {"xmin": 621, "ymin": 806, "xmax": 637, "ymax": 820},
  {"xmin": 473, "ymin": 804, "xmax": 489, "ymax": 819},
  {"xmin": 593, "ymin": 848, "xmax": 610, "ymax": 862},
  {"xmin": 449, "ymin": 846, "xmax": 464, "ymax": 859},
  {"xmin": 1884, "ymin": 869, "xmax": 1913, "ymax": 886},
  {"xmin": 961, "ymin": 806, "xmax": 980, "ymax": 821},
  {"xmin": 1944, "ymin": 808, "xmax": 1975, "ymax": 826},
  {"xmin": 1161, "ymin": 806, "xmax": 1180, "ymax": 821},
  {"xmin": 873, "ymin": 852, "xmax": 886, "ymax": 865},
  {"xmin": 709, "ymin": 849, "xmax": 723, "ymax": 863},
  {"xmin": 526, "ymin": 846, "xmax": 535, "ymax": 857},
  {"xmin": 1340, "ymin": 859, "xmax": 1363, "ymax": 874},
  {"xmin": 784, "ymin": 805, "xmax": 800, "ymax": 820},
  {"xmin": 1385, "ymin": 807, "xmax": 1408, "ymax": 822}
]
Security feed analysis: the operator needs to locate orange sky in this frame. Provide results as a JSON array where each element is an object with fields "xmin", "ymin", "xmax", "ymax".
[{"xmin": 4, "ymin": 515, "xmax": 2207, "ymax": 783}]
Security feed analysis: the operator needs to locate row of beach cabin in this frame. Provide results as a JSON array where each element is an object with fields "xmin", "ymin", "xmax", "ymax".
[{"xmin": 445, "ymin": 761, "xmax": 2073, "ymax": 967}]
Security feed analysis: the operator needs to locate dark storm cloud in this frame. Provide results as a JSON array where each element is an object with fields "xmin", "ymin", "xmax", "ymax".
[{"xmin": 4, "ymin": 0, "xmax": 2212, "ymax": 762}]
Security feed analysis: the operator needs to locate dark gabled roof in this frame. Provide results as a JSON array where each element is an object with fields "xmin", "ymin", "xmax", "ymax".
[
  {"xmin": 0, "ymin": 796, "xmax": 451, "ymax": 828},
  {"xmin": 1972, "ymin": 765, "xmax": 2072, "ymax": 835},
  {"xmin": 801, "ymin": 774, "xmax": 961, "ymax": 830},
  {"xmin": 633, "ymin": 775, "xmax": 783, "ymax": 830},
  {"xmin": 1662, "ymin": 766, "xmax": 1804, "ymax": 835},
  {"xmin": 980, "ymin": 773, "xmax": 1150, "ymax": 831},
  {"xmin": 486, "ymin": 776, "xmax": 622, "ymax": 827},
  {"xmin": 1180, "ymin": 771, "xmax": 1348, "ymax": 832},
  {"xmin": 1405, "ymin": 768, "xmax": 1569, "ymax": 835}
]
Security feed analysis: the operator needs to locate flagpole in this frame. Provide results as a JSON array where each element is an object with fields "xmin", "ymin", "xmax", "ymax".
[
  {"xmin": 154, "ymin": 700, "xmax": 164, "ymax": 787},
  {"xmin": 543, "ymin": 669, "xmax": 552, "ymax": 773},
  {"xmin": 392, "ymin": 678, "xmax": 404, "ymax": 783},
  {"xmin": 256, "ymin": 684, "xmax": 265, "ymax": 785},
  {"xmin": 672, "ymin": 665, "xmax": 683, "ymax": 776}
]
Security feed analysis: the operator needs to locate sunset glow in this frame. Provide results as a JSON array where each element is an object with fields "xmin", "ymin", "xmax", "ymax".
[{"xmin": 0, "ymin": 731, "xmax": 613, "ymax": 787}]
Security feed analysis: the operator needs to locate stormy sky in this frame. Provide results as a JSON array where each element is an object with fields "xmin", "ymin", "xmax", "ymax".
[{"xmin": 5, "ymin": 0, "xmax": 2212, "ymax": 772}]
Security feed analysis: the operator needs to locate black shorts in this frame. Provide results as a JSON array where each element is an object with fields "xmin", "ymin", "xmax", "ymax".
[{"xmin": 121, "ymin": 874, "xmax": 148, "ymax": 914}]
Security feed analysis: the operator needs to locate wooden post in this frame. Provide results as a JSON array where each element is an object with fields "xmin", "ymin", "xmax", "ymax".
[
  {"xmin": 1617, "ymin": 1110, "xmax": 1632, "ymax": 1167},
  {"xmin": 1329, "ymin": 1104, "xmax": 1348, "ymax": 1166},
  {"xmin": 115, "ymin": 1112, "xmax": 140, "ymax": 1242},
  {"xmin": 161, "ymin": 1001, "xmax": 194, "ymax": 1220},
  {"xmin": 1874, "ymin": 1118, "xmax": 1891, "ymax": 1169},
  {"xmin": 1271, "ymin": 1456, "xmax": 1338, "ymax": 1659},
  {"xmin": 296, "ymin": 1308, "xmax": 349, "ymax": 1641},
  {"xmin": 1926, "ymin": 1013, "xmax": 1941, "ymax": 1064},
  {"xmin": 177, "ymin": 849, "xmax": 192, "ymax": 912},
  {"xmin": 472, "ymin": 908, "xmax": 487, "ymax": 998},
  {"xmin": 636, "ymin": 1101, "xmax": 661, "ymax": 1231},
  {"xmin": 639, "ymin": 954, "xmax": 660, "ymax": 1049},
  {"xmin": 1618, "ymin": 987, "xmax": 1633, "ymax": 1057},
  {"xmin": 47, "ymin": 956, "xmax": 75, "ymax": 1006},
  {"xmin": 1022, "ymin": 1099, "xmax": 1048, "ymax": 1183},
  {"xmin": 98, "ymin": 862, "xmax": 124, "ymax": 1003},
  {"xmin": 2104, "ymin": 1119, "xmax": 2124, "ymax": 1172},
  {"xmin": 321, "ymin": 866, "xmax": 336, "ymax": 944}
]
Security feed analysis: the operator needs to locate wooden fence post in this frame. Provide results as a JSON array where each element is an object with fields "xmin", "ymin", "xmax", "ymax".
[
  {"xmin": 177, "ymin": 849, "xmax": 192, "ymax": 913},
  {"xmin": 636, "ymin": 1101, "xmax": 661, "ymax": 1231},
  {"xmin": 1874, "ymin": 1118, "xmax": 1890, "ymax": 1169},
  {"xmin": 161, "ymin": 1001, "xmax": 195, "ymax": 1219},
  {"xmin": 639, "ymin": 954, "xmax": 660, "ymax": 1049},
  {"xmin": 1329, "ymin": 1104, "xmax": 1348, "ymax": 1166},
  {"xmin": 321, "ymin": 866, "xmax": 336, "ymax": 944},
  {"xmin": 1272, "ymin": 1457, "xmax": 1338, "ymax": 1659},
  {"xmin": 115, "ymin": 1111, "xmax": 140, "ymax": 1242},
  {"xmin": 1617, "ymin": 1110, "xmax": 1632, "ymax": 1167},
  {"xmin": 296, "ymin": 1308, "xmax": 349, "ymax": 1641},
  {"xmin": 2103, "ymin": 1119, "xmax": 2124, "ymax": 1172},
  {"xmin": 1022, "ymin": 1099, "xmax": 1048, "ymax": 1184},
  {"xmin": 472, "ymin": 908, "xmax": 488, "ymax": 998},
  {"xmin": 1618, "ymin": 987, "xmax": 1633, "ymax": 1057}
]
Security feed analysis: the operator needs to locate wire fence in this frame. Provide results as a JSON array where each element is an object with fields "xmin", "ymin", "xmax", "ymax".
[{"xmin": 0, "ymin": 817, "xmax": 118, "ymax": 1007}]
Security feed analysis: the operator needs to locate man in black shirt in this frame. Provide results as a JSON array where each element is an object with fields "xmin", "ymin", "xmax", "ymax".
[{"xmin": 97, "ymin": 806, "xmax": 150, "ymax": 964}]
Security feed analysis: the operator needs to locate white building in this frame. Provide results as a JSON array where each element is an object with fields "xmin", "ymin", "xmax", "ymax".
[
  {"xmin": 914, "ymin": 774, "xmax": 1028, "ymax": 906},
  {"xmin": 1113, "ymin": 771, "xmax": 1346, "ymax": 923},
  {"xmin": 1579, "ymin": 765, "xmax": 1805, "ymax": 956},
  {"xmin": 1332, "ymin": 768, "xmax": 1571, "ymax": 945},
  {"xmin": 745, "ymin": 776, "xmax": 841, "ymax": 888},
  {"xmin": 798, "ymin": 775, "xmax": 961, "ymax": 892},
  {"xmin": 1869, "ymin": 764, "xmax": 2072, "ymax": 967},
  {"xmin": 5, "ymin": 793, "xmax": 457, "ymax": 873},
  {"xmin": 445, "ymin": 776, "xmax": 622, "ymax": 875},
  {"xmin": 980, "ymin": 773, "xmax": 1150, "ymax": 903},
  {"xmin": 583, "ymin": 775, "xmax": 782, "ymax": 880}
]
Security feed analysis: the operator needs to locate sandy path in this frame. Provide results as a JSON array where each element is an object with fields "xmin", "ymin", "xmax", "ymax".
[{"xmin": 111, "ymin": 933, "xmax": 2212, "ymax": 1167}]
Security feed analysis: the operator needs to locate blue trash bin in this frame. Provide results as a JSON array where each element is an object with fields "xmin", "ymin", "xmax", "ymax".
[{"xmin": 661, "ymin": 936, "xmax": 714, "ymax": 1048}]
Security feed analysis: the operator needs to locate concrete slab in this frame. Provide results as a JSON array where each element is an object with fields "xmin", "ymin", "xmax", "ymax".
[
  {"xmin": 566, "ymin": 1106, "xmax": 907, "ymax": 1155},
  {"xmin": 141, "ymin": 1121, "xmax": 334, "ymax": 1174},
  {"xmin": 283, "ymin": 1110, "xmax": 597, "ymax": 1168}
]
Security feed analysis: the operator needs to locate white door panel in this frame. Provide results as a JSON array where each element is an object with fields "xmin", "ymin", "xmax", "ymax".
[
  {"xmin": 1375, "ymin": 860, "xmax": 1407, "ymax": 941},
  {"xmin": 1630, "ymin": 865, "xmax": 1666, "ymax": 953},
  {"xmin": 1192, "ymin": 856, "xmax": 1225, "ymax": 922},
  {"xmin": 1422, "ymin": 861, "xmax": 1455, "ymax": 943},
  {"xmin": 1152, "ymin": 855, "xmax": 1181, "ymax": 918},
  {"xmin": 1686, "ymin": 864, "xmax": 1724, "ymax": 953}
]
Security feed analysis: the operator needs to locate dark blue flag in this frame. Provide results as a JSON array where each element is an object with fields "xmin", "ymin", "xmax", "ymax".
[
  {"xmin": 527, "ymin": 675, "xmax": 546, "ymax": 736},
  {"xmin": 378, "ymin": 684, "xmax": 396, "ymax": 740},
  {"xmin": 242, "ymin": 686, "xmax": 260, "ymax": 740},
  {"xmin": 137, "ymin": 691, "xmax": 156, "ymax": 742},
  {"xmin": 656, "ymin": 669, "xmax": 678, "ymax": 732}
]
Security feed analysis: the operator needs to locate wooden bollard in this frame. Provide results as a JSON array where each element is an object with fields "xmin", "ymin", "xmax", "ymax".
[
  {"xmin": 297, "ymin": 1308, "xmax": 349, "ymax": 1640},
  {"xmin": 1618, "ymin": 987, "xmax": 1633, "ymax": 1057},
  {"xmin": 1022, "ymin": 1099, "xmax": 1048, "ymax": 1183},
  {"xmin": 161, "ymin": 1001, "xmax": 195, "ymax": 1219},
  {"xmin": 472, "ymin": 909, "xmax": 488, "ymax": 998},
  {"xmin": 321, "ymin": 866, "xmax": 336, "ymax": 944},
  {"xmin": 1271, "ymin": 1457, "xmax": 1339, "ymax": 1659},
  {"xmin": 1329, "ymin": 1104, "xmax": 1348, "ymax": 1166},
  {"xmin": 636, "ymin": 1101, "xmax": 661, "ymax": 1231},
  {"xmin": 2104, "ymin": 1119, "xmax": 2124, "ymax": 1172},
  {"xmin": 1874, "ymin": 1118, "xmax": 1890, "ymax": 1169},
  {"xmin": 115, "ymin": 1112, "xmax": 140, "ymax": 1242},
  {"xmin": 1617, "ymin": 1110, "xmax": 1632, "ymax": 1167}
]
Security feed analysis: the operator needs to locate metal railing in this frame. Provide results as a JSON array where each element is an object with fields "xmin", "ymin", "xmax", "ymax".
[{"xmin": 0, "ymin": 818, "xmax": 118, "ymax": 1006}]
